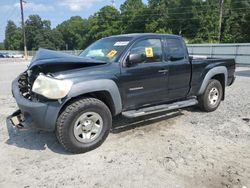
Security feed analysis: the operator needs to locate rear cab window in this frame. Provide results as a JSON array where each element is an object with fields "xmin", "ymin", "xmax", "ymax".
[{"xmin": 165, "ymin": 37, "xmax": 187, "ymax": 61}]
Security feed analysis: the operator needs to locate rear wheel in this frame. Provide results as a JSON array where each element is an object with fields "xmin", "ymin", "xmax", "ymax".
[
  {"xmin": 56, "ymin": 97, "xmax": 112, "ymax": 154},
  {"xmin": 198, "ymin": 79, "xmax": 223, "ymax": 112}
]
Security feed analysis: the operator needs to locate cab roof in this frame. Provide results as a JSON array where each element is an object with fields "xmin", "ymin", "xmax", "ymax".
[{"xmin": 105, "ymin": 33, "xmax": 181, "ymax": 39}]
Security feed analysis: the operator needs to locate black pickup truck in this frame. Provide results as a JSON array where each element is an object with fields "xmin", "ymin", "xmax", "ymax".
[{"xmin": 9, "ymin": 33, "xmax": 236, "ymax": 153}]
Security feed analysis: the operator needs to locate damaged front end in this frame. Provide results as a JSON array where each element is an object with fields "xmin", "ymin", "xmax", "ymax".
[
  {"xmin": 9, "ymin": 48, "xmax": 106, "ymax": 131},
  {"xmin": 17, "ymin": 48, "xmax": 106, "ymax": 101},
  {"xmin": 18, "ymin": 71, "xmax": 33, "ymax": 100},
  {"xmin": 9, "ymin": 70, "xmax": 43, "ymax": 130}
]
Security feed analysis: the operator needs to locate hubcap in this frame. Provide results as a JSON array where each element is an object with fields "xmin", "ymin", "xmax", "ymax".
[
  {"xmin": 208, "ymin": 87, "xmax": 219, "ymax": 106},
  {"xmin": 73, "ymin": 112, "xmax": 103, "ymax": 143}
]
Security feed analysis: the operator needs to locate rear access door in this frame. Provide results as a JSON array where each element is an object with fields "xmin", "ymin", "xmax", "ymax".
[{"xmin": 164, "ymin": 37, "xmax": 192, "ymax": 100}]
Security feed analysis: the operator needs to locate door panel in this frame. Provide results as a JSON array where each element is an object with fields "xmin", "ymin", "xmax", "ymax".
[
  {"xmin": 121, "ymin": 62, "xmax": 168, "ymax": 109},
  {"xmin": 120, "ymin": 38, "xmax": 169, "ymax": 110},
  {"xmin": 167, "ymin": 59, "xmax": 191, "ymax": 99}
]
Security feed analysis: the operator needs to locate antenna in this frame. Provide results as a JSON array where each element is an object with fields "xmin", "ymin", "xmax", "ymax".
[{"xmin": 111, "ymin": 0, "xmax": 115, "ymax": 7}]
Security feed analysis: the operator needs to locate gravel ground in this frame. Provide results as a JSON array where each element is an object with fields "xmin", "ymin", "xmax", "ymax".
[{"xmin": 0, "ymin": 61, "xmax": 250, "ymax": 188}]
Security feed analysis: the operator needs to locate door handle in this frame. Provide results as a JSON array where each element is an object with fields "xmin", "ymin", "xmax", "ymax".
[{"xmin": 158, "ymin": 69, "xmax": 168, "ymax": 74}]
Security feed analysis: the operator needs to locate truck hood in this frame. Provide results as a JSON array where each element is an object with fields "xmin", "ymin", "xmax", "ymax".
[{"xmin": 28, "ymin": 48, "xmax": 106, "ymax": 69}]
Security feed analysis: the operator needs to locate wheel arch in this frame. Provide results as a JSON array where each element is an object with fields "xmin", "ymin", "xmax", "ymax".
[
  {"xmin": 211, "ymin": 74, "xmax": 225, "ymax": 100},
  {"xmin": 198, "ymin": 66, "xmax": 228, "ymax": 100},
  {"xmin": 60, "ymin": 79, "xmax": 122, "ymax": 116}
]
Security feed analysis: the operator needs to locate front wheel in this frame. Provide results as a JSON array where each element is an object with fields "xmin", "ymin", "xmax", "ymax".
[
  {"xmin": 198, "ymin": 79, "xmax": 223, "ymax": 112},
  {"xmin": 56, "ymin": 97, "xmax": 112, "ymax": 154}
]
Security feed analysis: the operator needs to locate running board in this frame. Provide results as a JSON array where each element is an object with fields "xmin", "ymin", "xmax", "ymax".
[{"xmin": 122, "ymin": 98, "xmax": 198, "ymax": 118}]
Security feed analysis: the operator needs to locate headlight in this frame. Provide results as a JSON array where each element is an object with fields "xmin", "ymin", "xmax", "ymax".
[{"xmin": 32, "ymin": 74, "xmax": 73, "ymax": 99}]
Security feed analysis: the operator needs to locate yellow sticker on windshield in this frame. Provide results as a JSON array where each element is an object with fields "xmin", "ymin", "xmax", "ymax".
[
  {"xmin": 107, "ymin": 50, "xmax": 117, "ymax": 59},
  {"xmin": 145, "ymin": 47, "xmax": 154, "ymax": 57}
]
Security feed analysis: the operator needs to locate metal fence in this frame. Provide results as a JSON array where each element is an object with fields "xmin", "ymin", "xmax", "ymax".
[
  {"xmin": 187, "ymin": 43, "xmax": 250, "ymax": 65},
  {"xmin": 1, "ymin": 43, "xmax": 250, "ymax": 64}
]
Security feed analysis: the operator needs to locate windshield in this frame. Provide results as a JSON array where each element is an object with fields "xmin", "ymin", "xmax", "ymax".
[{"xmin": 79, "ymin": 37, "xmax": 132, "ymax": 62}]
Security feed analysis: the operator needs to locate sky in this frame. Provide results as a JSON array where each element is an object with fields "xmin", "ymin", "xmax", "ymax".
[{"xmin": 0, "ymin": 0, "xmax": 147, "ymax": 42}]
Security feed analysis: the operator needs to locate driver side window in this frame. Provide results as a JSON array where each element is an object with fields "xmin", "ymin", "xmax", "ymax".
[{"xmin": 130, "ymin": 39, "xmax": 162, "ymax": 64}]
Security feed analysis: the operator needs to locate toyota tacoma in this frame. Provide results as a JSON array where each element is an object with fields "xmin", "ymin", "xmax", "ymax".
[{"xmin": 9, "ymin": 34, "xmax": 236, "ymax": 153}]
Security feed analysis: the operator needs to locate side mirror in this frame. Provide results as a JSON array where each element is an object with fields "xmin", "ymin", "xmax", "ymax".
[{"xmin": 128, "ymin": 53, "xmax": 143, "ymax": 65}]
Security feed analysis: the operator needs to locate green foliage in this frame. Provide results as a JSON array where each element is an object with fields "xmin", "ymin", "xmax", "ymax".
[
  {"xmin": 190, "ymin": 0, "xmax": 220, "ymax": 43},
  {"xmin": 4, "ymin": 20, "xmax": 22, "ymax": 50},
  {"xmin": 242, "ymin": 13, "xmax": 250, "ymax": 42},
  {"xmin": 25, "ymin": 15, "xmax": 64, "ymax": 50},
  {"xmin": 145, "ymin": 0, "xmax": 171, "ymax": 33},
  {"xmin": 57, "ymin": 16, "xmax": 88, "ymax": 50},
  {"xmin": 88, "ymin": 6, "xmax": 121, "ymax": 43},
  {"xmin": 169, "ymin": 0, "xmax": 199, "ymax": 38},
  {"xmin": 3, "ymin": 0, "xmax": 250, "ymax": 50},
  {"xmin": 120, "ymin": 0, "xmax": 147, "ymax": 33},
  {"xmin": 0, "ymin": 42, "xmax": 4, "ymax": 50},
  {"xmin": 222, "ymin": 0, "xmax": 250, "ymax": 43}
]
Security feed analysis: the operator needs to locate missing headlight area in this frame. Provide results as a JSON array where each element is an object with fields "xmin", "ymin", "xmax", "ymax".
[
  {"xmin": 18, "ymin": 69, "xmax": 42, "ymax": 101},
  {"xmin": 18, "ymin": 71, "xmax": 32, "ymax": 100}
]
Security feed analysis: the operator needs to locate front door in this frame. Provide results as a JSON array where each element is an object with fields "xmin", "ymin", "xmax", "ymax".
[{"xmin": 119, "ymin": 38, "xmax": 169, "ymax": 110}]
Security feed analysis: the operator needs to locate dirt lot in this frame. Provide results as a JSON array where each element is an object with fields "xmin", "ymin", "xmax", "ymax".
[{"xmin": 0, "ymin": 60, "xmax": 249, "ymax": 188}]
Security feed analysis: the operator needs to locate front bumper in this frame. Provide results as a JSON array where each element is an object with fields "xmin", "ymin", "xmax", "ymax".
[{"xmin": 10, "ymin": 78, "xmax": 62, "ymax": 131}]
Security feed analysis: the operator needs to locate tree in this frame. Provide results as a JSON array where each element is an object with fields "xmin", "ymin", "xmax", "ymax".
[
  {"xmin": 0, "ymin": 43, "xmax": 4, "ymax": 50},
  {"xmin": 88, "ymin": 6, "xmax": 121, "ymax": 42},
  {"xmin": 169, "ymin": 0, "xmax": 199, "ymax": 38},
  {"xmin": 120, "ymin": 0, "xmax": 147, "ymax": 33},
  {"xmin": 242, "ymin": 12, "xmax": 250, "ymax": 42},
  {"xmin": 3, "ymin": 0, "xmax": 250, "ymax": 49},
  {"xmin": 145, "ymin": 0, "xmax": 175, "ymax": 33},
  {"xmin": 4, "ymin": 20, "xmax": 22, "ymax": 50},
  {"xmin": 32, "ymin": 28, "xmax": 64, "ymax": 50},
  {"xmin": 190, "ymin": 0, "xmax": 220, "ymax": 43},
  {"xmin": 57, "ymin": 16, "xmax": 89, "ymax": 50},
  {"xmin": 24, "ymin": 15, "xmax": 64, "ymax": 50},
  {"xmin": 50, "ymin": 29, "xmax": 65, "ymax": 50},
  {"xmin": 25, "ymin": 15, "xmax": 44, "ymax": 50},
  {"xmin": 222, "ymin": 0, "xmax": 250, "ymax": 43}
]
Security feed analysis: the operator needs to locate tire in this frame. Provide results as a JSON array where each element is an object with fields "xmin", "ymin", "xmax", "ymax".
[
  {"xmin": 198, "ymin": 79, "xmax": 223, "ymax": 112},
  {"xmin": 56, "ymin": 97, "xmax": 112, "ymax": 154}
]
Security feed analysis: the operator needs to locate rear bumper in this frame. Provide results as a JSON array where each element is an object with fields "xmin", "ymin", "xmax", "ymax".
[{"xmin": 11, "ymin": 78, "xmax": 62, "ymax": 131}]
